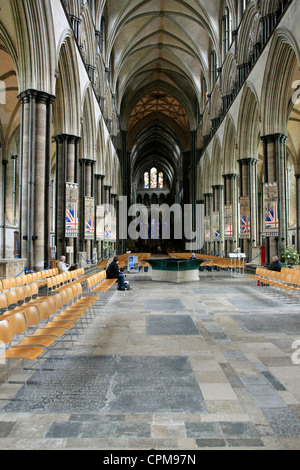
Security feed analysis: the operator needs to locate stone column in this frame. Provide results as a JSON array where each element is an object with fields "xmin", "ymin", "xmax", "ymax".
[
  {"xmin": 223, "ymin": 174, "xmax": 239, "ymax": 255},
  {"xmin": 212, "ymin": 185, "xmax": 224, "ymax": 255},
  {"xmin": 238, "ymin": 158, "xmax": 258, "ymax": 258},
  {"xmin": 18, "ymin": 89, "xmax": 55, "ymax": 271},
  {"xmin": 95, "ymin": 174, "xmax": 105, "ymax": 258},
  {"xmin": 54, "ymin": 134, "xmax": 80, "ymax": 262},
  {"xmin": 296, "ymin": 174, "xmax": 300, "ymax": 252},
  {"xmin": 85, "ymin": 159, "xmax": 95, "ymax": 262},
  {"xmin": 203, "ymin": 193, "xmax": 213, "ymax": 254},
  {"xmin": 261, "ymin": 134, "xmax": 288, "ymax": 263}
]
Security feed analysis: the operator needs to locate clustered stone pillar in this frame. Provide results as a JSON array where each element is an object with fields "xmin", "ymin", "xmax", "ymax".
[
  {"xmin": 223, "ymin": 174, "xmax": 239, "ymax": 254},
  {"xmin": 79, "ymin": 159, "xmax": 95, "ymax": 260},
  {"xmin": 212, "ymin": 184, "xmax": 224, "ymax": 255},
  {"xmin": 261, "ymin": 134, "xmax": 288, "ymax": 263},
  {"xmin": 296, "ymin": 174, "xmax": 300, "ymax": 251},
  {"xmin": 203, "ymin": 193, "xmax": 213, "ymax": 254},
  {"xmin": 54, "ymin": 134, "xmax": 80, "ymax": 264},
  {"xmin": 18, "ymin": 89, "xmax": 55, "ymax": 271},
  {"xmin": 95, "ymin": 174, "xmax": 105, "ymax": 258},
  {"xmin": 238, "ymin": 158, "xmax": 258, "ymax": 258}
]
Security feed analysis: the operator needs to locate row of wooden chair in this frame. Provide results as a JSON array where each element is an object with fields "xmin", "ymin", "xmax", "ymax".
[
  {"xmin": 45, "ymin": 268, "xmax": 85, "ymax": 293},
  {"xmin": 86, "ymin": 270, "xmax": 118, "ymax": 297},
  {"xmin": 171, "ymin": 253, "xmax": 244, "ymax": 270},
  {"xmin": 0, "ymin": 282, "xmax": 99, "ymax": 389},
  {"xmin": 0, "ymin": 268, "xmax": 60, "ymax": 292},
  {"xmin": 246, "ymin": 267, "xmax": 300, "ymax": 298}
]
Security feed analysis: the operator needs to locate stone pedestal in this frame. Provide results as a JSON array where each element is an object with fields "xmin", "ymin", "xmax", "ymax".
[{"xmin": 0, "ymin": 259, "xmax": 27, "ymax": 279}]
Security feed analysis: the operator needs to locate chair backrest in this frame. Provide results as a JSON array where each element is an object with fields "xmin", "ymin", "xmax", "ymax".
[
  {"xmin": 70, "ymin": 284, "xmax": 79, "ymax": 300},
  {"xmin": 53, "ymin": 293, "xmax": 64, "ymax": 310},
  {"xmin": 15, "ymin": 287, "xmax": 25, "ymax": 303},
  {"xmin": 0, "ymin": 293, "xmax": 8, "ymax": 310},
  {"xmin": 7, "ymin": 312, "xmax": 26, "ymax": 336},
  {"xmin": 65, "ymin": 287, "xmax": 74, "ymax": 303},
  {"xmin": 285, "ymin": 273, "xmax": 293, "ymax": 284},
  {"xmin": 23, "ymin": 284, "xmax": 32, "ymax": 300},
  {"xmin": 15, "ymin": 276, "xmax": 24, "ymax": 287},
  {"xmin": 59, "ymin": 289, "xmax": 69, "ymax": 306},
  {"xmin": 30, "ymin": 282, "xmax": 39, "ymax": 298},
  {"xmin": 35, "ymin": 300, "xmax": 51, "ymax": 320},
  {"xmin": 45, "ymin": 296, "xmax": 57, "ymax": 315},
  {"xmin": 25, "ymin": 274, "xmax": 33, "ymax": 283},
  {"xmin": 2, "ymin": 278, "xmax": 16, "ymax": 291},
  {"xmin": 23, "ymin": 306, "xmax": 40, "ymax": 328},
  {"xmin": 5, "ymin": 290, "xmax": 18, "ymax": 309},
  {"xmin": 0, "ymin": 319, "xmax": 12, "ymax": 344}
]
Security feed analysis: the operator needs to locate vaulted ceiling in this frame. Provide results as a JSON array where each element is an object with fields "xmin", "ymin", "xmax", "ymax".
[{"xmin": 104, "ymin": 0, "xmax": 223, "ymax": 188}]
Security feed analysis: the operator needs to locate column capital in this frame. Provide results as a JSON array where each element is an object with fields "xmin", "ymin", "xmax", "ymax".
[
  {"xmin": 18, "ymin": 88, "xmax": 56, "ymax": 104},
  {"xmin": 223, "ymin": 173, "xmax": 239, "ymax": 179},
  {"xmin": 260, "ymin": 133, "xmax": 288, "ymax": 143}
]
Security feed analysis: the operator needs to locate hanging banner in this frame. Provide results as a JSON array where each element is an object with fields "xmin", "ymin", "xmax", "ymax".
[
  {"xmin": 111, "ymin": 216, "xmax": 117, "ymax": 241},
  {"xmin": 224, "ymin": 205, "xmax": 233, "ymax": 239},
  {"xmin": 96, "ymin": 205, "xmax": 105, "ymax": 240},
  {"xmin": 85, "ymin": 196, "xmax": 95, "ymax": 240},
  {"xmin": 105, "ymin": 212, "xmax": 112, "ymax": 239},
  {"xmin": 212, "ymin": 212, "xmax": 220, "ymax": 239},
  {"xmin": 263, "ymin": 182, "xmax": 279, "ymax": 237},
  {"xmin": 239, "ymin": 196, "xmax": 251, "ymax": 239},
  {"xmin": 204, "ymin": 216, "xmax": 210, "ymax": 241},
  {"xmin": 65, "ymin": 182, "xmax": 79, "ymax": 238}
]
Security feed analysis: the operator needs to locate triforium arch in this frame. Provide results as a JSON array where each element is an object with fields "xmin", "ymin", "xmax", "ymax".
[{"xmin": 260, "ymin": 26, "xmax": 300, "ymax": 262}]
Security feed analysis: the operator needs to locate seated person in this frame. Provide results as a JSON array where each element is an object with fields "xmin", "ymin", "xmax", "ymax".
[
  {"xmin": 57, "ymin": 255, "xmax": 70, "ymax": 273},
  {"xmin": 106, "ymin": 256, "xmax": 126, "ymax": 291},
  {"xmin": 190, "ymin": 253, "xmax": 197, "ymax": 260},
  {"xmin": 268, "ymin": 255, "xmax": 282, "ymax": 272}
]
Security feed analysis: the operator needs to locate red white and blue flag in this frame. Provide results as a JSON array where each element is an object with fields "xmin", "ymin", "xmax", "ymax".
[
  {"xmin": 263, "ymin": 183, "xmax": 279, "ymax": 236},
  {"xmin": 85, "ymin": 197, "xmax": 95, "ymax": 240},
  {"xmin": 66, "ymin": 183, "xmax": 79, "ymax": 238},
  {"xmin": 265, "ymin": 204, "xmax": 279, "ymax": 232},
  {"xmin": 240, "ymin": 214, "xmax": 250, "ymax": 235}
]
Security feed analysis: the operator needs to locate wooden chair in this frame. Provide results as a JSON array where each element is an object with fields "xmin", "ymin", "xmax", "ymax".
[
  {"xmin": 34, "ymin": 298, "xmax": 78, "ymax": 346},
  {"xmin": 0, "ymin": 293, "xmax": 8, "ymax": 314},
  {"xmin": 5, "ymin": 290, "xmax": 19, "ymax": 310},
  {"xmin": 0, "ymin": 317, "xmax": 45, "ymax": 387},
  {"xmin": 2, "ymin": 278, "xmax": 16, "ymax": 291}
]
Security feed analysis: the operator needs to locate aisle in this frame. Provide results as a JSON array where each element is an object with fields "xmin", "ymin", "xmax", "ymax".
[{"xmin": 0, "ymin": 276, "xmax": 300, "ymax": 449}]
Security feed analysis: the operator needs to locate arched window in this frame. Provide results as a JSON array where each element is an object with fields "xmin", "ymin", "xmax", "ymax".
[
  {"xmin": 143, "ymin": 167, "xmax": 164, "ymax": 189},
  {"xmin": 144, "ymin": 172, "xmax": 149, "ymax": 189},
  {"xmin": 210, "ymin": 51, "xmax": 218, "ymax": 87},
  {"xmin": 159, "ymin": 172, "xmax": 164, "ymax": 189},
  {"xmin": 150, "ymin": 167, "xmax": 157, "ymax": 188},
  {"xmin": 222, "ymin": 5, "xmax": 232, "ymax": 58}
]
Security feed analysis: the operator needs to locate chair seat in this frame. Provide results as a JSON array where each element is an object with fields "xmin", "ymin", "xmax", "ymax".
[
  {"xmin": 2, "ymin": 345, "xmax": 44, "ymax": 361},
  {"xmin": 18, "ymin": 336, "xmax": 56, "ymax": 348}
]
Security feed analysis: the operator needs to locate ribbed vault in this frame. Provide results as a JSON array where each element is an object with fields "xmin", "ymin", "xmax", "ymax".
[{"xmin": 105, "ymin": 0, "xmax": 222, "ymax": 199}]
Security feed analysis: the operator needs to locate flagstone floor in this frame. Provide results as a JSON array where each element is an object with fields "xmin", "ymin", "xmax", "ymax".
[{"xmin": 0, "ymin": 270, "xmax": 300, "ymax": 450}]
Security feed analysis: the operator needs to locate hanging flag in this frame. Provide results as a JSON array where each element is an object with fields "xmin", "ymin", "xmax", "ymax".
[
  {"xmin": 224, "ymin": 205, "xmax": 233, "ymax": 239},
  {"xmin": 85, "ymin": 196, "xmax": 95, "ymax": 240},
  {"xmin": 239, "ymin": 197, "xmax": 251, "ymax": 239},
  {"xmin": 263, "ymin": 183, "xmax": 279, "ymax": 236},
  {"xmin": 65, "ymin": 183, "xmax": 79, "ymax": 238}
]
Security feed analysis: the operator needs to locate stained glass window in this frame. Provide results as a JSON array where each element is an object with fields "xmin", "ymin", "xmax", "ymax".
[
  {"xmin": 150, "ymin": 167, "xmax": 157, "ymax": 189},
  {"xmin": 158, "ymin": 172, "xmax": 163, "ymax": 189},
  {"xmin": 144, "ymin": 172, "xmax": 149, "ymax": 189}
]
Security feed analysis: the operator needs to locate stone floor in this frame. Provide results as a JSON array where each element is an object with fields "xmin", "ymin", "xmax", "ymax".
[{"xmin": 0, "ymin": 270, "xmax": 300, "ymax": 450}]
